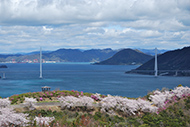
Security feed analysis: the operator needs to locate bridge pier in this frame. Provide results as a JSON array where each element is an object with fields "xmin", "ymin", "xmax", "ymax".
[
  {"xmin": 175, "ymin": 71, "xmax": 178, "ymax": 76},
  {"xmin": 2, "ymin": 72, "xmax": 6, "ymax": 79}
]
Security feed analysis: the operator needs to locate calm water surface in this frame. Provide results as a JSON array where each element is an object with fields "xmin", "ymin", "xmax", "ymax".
[{"xmin": 0, "ymin": 63, "xmax": 189, "ymax": 98}]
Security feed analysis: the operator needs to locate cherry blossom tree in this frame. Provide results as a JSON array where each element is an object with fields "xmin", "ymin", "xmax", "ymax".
[
  {"xmin": 34, "ymin": 116, "xmax": 55, "ymax": 126},
  {"xmin": 58, "ymin": 96, "xmax": 94, "ymax": 109},
  {"xmin": 0, "ymin": 98, "xmax": 10, "ymax": 108},
  {"xmin": 149, "ymin": 86, "xmax": 190, "ymax": 109},
  {"xmin": 24, "ymin": 97, "xmax": 37, "ymax": 110},
  {"xmin": 0, "ymin": 108, "xmax": 29, "ymax": 126}
]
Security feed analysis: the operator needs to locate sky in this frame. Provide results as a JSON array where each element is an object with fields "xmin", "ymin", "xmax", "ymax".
[{"xmin": 0, "ymin": 0, "xmax": 190, "ymax": 53}]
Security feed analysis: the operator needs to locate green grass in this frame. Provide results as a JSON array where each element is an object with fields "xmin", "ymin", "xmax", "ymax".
[{"xmin": 9, "ymin": 90, "xmax": 94, "ymax": 105}]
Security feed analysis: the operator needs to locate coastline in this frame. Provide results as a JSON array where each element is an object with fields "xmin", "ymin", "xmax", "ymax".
[{"xmin": 126, "ymin": 69, "xmax": 190, "ymax": 77}]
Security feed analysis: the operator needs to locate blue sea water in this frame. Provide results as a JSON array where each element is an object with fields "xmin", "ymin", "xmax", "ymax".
[{"xmin": 0, "ymin": 63, "xmax": 190, "ymax": 98}]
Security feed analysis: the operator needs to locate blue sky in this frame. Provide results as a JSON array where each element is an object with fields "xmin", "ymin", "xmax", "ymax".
[{"xmin": 0, "ymin": 0, "xmax": 190, "ymax": 53}]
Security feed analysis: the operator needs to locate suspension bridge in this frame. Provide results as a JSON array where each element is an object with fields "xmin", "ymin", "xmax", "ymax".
[{"xmin": 1, "ymin": 48, "xmax": 190, "ymax": 79}]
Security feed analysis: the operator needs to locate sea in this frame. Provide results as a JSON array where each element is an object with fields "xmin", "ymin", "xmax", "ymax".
[{"xmin": 0, "ymin": 63, "xmax": 190, "ymax": 98}]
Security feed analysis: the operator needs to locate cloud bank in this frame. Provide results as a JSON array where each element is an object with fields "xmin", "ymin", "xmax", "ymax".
[{"xmin": 0, "ymin": 0, "xmax": 189, "ymax": 53}]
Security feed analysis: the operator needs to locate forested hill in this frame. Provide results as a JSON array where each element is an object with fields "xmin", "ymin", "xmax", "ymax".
[
  {"xmin": 0, "ymin": 48, "xmax": 117, "ymax": 63},
  {"xmin": 137, "ymin": 46, "xmax": 190, "ymax": 70},
  {"xmin": 94, "ymin": 48, "xmax": 153, "ymax": 65},
  {"xmin": 43, "ymin": 48, "xmax": 117, "ymax": 62}
]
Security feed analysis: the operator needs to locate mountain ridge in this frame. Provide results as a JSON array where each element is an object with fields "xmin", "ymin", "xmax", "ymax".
[
  {"xmin": 137, "ymin": 46, "xmax": 190, "ymax": 70},
  {"xmin": 0, "ymin": 48, "xmax": 169, "ymax": 63},
  {"xmin": 0, "ymin": 48, "xmax": 117, "ymax": 63},
  {"xmin": 94, "ymin": 48, "xmax": 153, "ymax": 65},
  {"xmin": 127, "ymin": 46, "xmax": 190, "ymax": 76}
]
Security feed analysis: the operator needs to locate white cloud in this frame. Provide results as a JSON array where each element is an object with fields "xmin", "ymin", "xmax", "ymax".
[
  {"xmin": 181, "ymin": 31, "xmax": 190, "ymax": 41},
  {"xmin": 141, "ymin": 30, "xmax": 162, "ymax": 37},
  {"xmin": 0, "ymin": 0, "xmax": 189, "ymax": 53},
  {"xmin": 42, "ymin": 26, "xmax": 53, "ymax": 34},
  {"xmin": 0, "ymin": 0, "xmax": 189, "ymax": 27}
]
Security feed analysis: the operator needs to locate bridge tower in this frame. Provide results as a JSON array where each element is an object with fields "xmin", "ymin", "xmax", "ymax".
[
  {"xmin": 39, "ymin": 47, "xmax": 43, "ymax": 79},
  {"xmin": 154, "ymin": 48, "xmax": 158, "ymax": 77}
]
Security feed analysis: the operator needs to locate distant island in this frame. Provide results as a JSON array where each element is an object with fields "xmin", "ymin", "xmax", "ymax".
[
  {"xmin": 0, "ymin": 48, "xmax": 117, "ymax": 63},
  {"xmin": 94, "ymin": 48, "xmax": 153, "ymax": 65},
  {"xmin": 127, "ymin": 46, "xmax": 190, "ymax": 76},
  {"xmin": 0, "ymin": 65, "xmax": 7, "ymax": 68}
]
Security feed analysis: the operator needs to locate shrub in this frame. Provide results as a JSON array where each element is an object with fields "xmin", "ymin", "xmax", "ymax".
[{"xmin": 185, "ymin": 97, "xmax": 190, "ymax": 109}]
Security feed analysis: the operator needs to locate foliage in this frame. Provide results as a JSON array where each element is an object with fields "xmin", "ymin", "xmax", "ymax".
[
  {"xmin": 178, "ymin": 84, "xmax": 183, "ymax": 87},
  {"xmin": 141, "ymin": 101, "xmax": 190, "ymax": 126},
  {"xmin": 9, "ymin": 90, "xmax": 93, "ymax": 105},
  {"xmin": 1, "ymin": 85, "xmax": 190, "ymax": 126},
  {"xmin": 27, "ymin": 109, "xmax": 127, "ymax": 126}
]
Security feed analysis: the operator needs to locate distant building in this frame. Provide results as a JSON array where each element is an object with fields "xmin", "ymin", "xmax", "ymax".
[
  {"xmin": 12, "ymin": 59, "xmax": 16, "ymax": 63},
  {"xmin": 45, "ymin": 61, "xmax": 56, "ymax": 63},
  {"xmin": 33, "ymin": 59, "xmax": 38, "ymax": 63}
]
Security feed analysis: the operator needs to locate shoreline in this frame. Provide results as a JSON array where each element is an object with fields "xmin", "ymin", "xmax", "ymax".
[{"xmin": 126, "ymin": 69, "xmax": 190, "ymax": 77}]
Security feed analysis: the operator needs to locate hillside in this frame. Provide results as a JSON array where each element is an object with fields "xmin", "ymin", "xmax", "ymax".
[
  {"xmin": 137, "ymin": 46, "xmax": 190, "ymax": 70},
  {"xmin": 0, "ymin": 54, "xmax": 22, "ymax": 62},
  {"xmin": 43, "ymin": 48, "xmax": 117, "ymax": 62},
  {"xmin": 95, "ymin": 48, "xmax": 152, "ymax": 65},
  {"xmin": 1, "ymin": 85, "xmax": 190, "ymax": 126}
]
